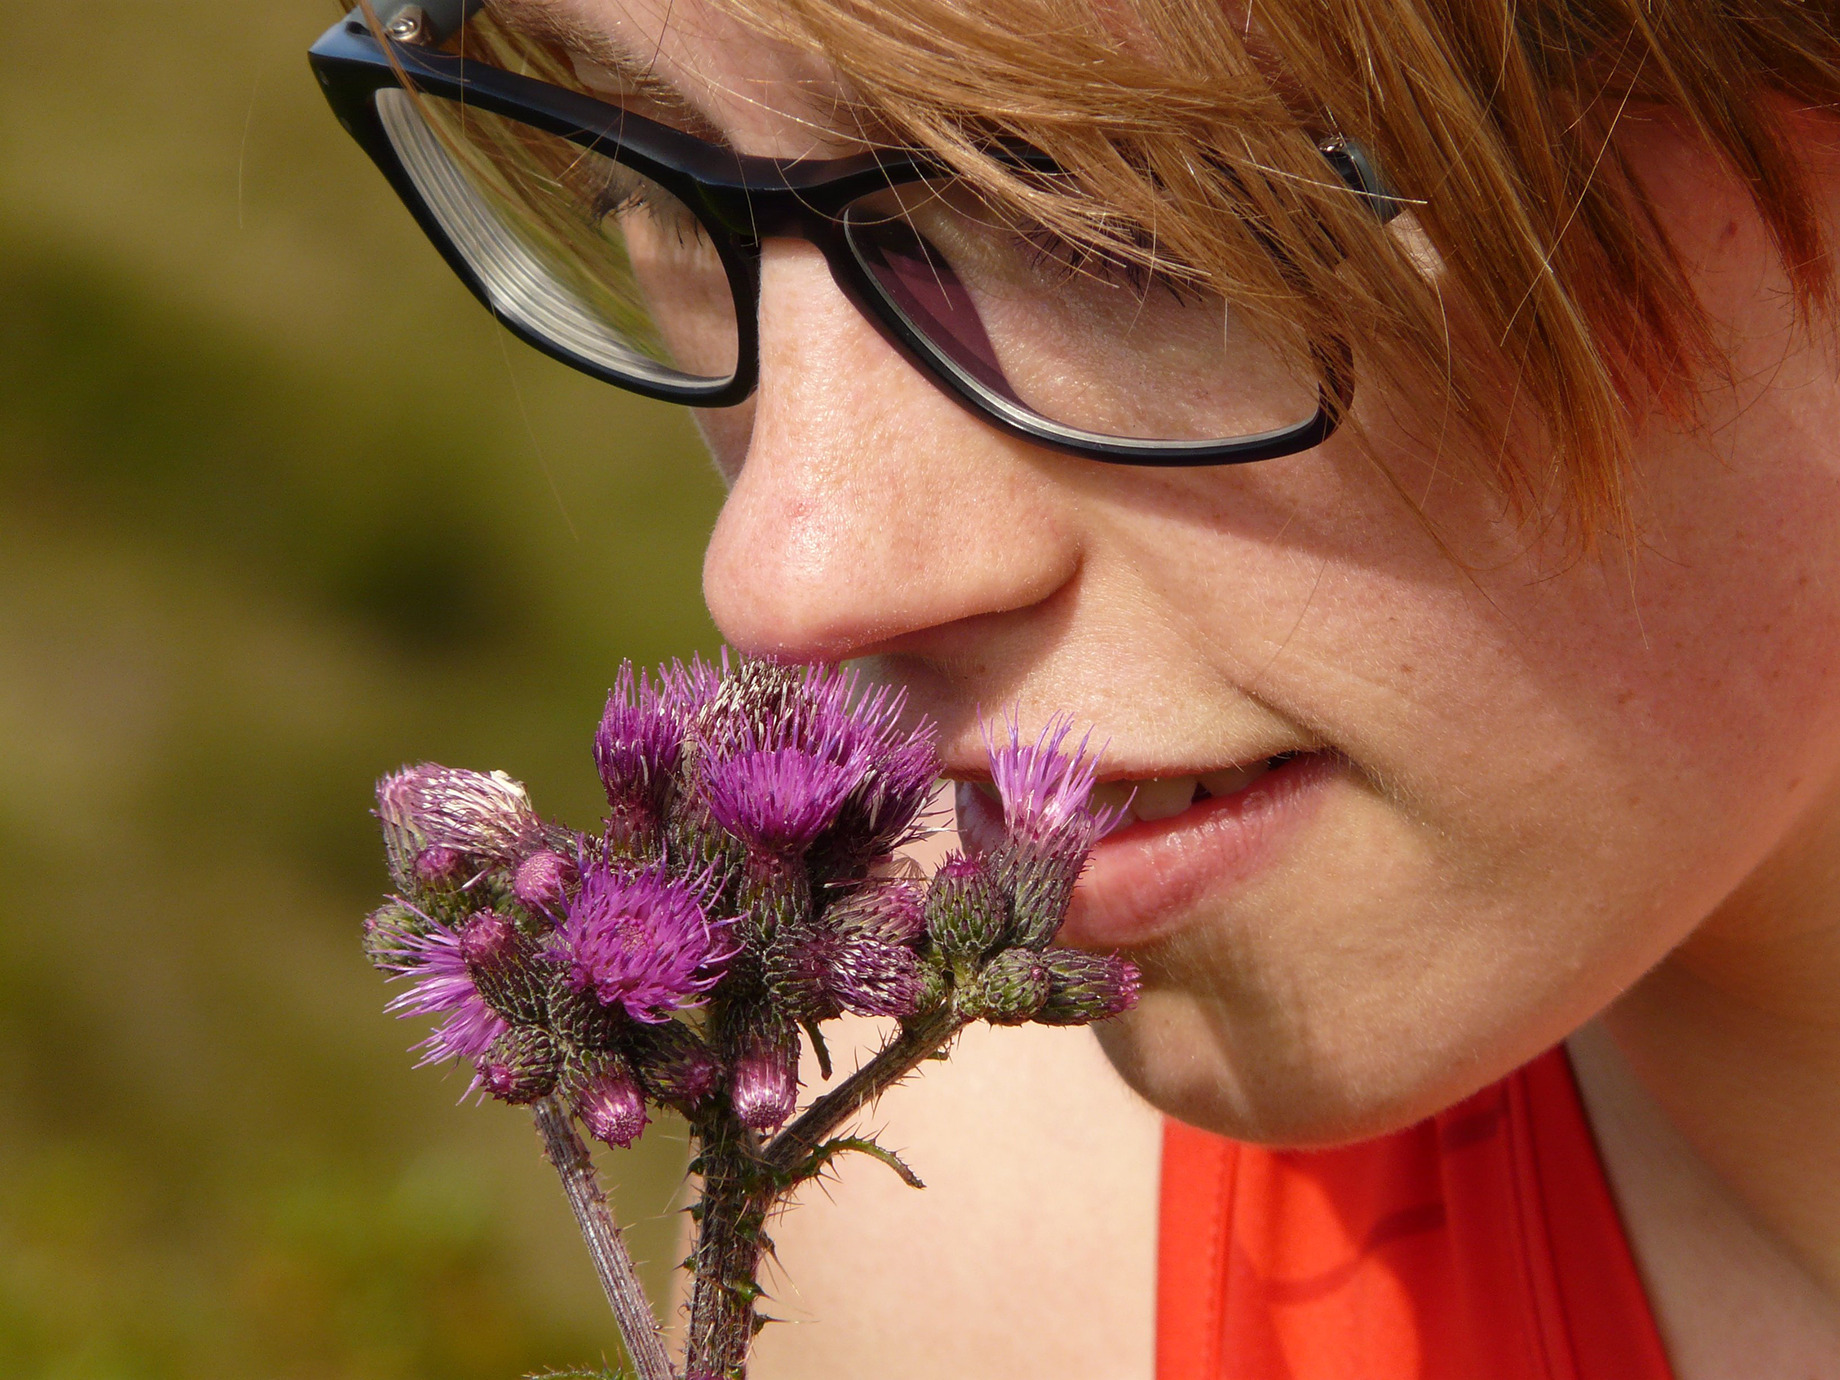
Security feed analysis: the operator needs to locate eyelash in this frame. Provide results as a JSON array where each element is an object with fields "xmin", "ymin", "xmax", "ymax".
[{"xmin": 1014, "ymin": 225, "xmax": 1198, "ymax": 301}]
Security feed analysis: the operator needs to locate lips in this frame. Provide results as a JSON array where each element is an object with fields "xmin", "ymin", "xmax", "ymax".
[{"xmin": 954, "ymin": 751, "xmax": 1338, "ymax": 949}]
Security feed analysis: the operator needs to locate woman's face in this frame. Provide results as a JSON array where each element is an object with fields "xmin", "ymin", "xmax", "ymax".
[{"xmin": 529, "ymin": 0, "xmax": 1840, "ymax": 1143}]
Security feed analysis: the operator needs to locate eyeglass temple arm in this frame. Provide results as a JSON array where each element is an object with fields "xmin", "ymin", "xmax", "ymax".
[{"xmin": 372, "ymin": 0, "xmax": 485, "ymax": 44}]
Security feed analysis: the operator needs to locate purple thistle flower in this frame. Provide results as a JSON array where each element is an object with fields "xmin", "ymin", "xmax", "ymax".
[
  {"xmin": 701, "ymin": 743, "xmax": 861, "ymax": 854},
  {"xmin": 381, "ymin": 917, "xmax": 509, "ymax": 1067},
  {"xmin": 550, "ymin": 863, "xmax": 735, "ymax": 1023},
  {"xmin": 982, "ymin": 711, "xmax": 1123, "ymax": 855},
  {"xmin": 575, "ymin": 1060, "xmax": 650, "ymax": 1149},
  {"xmin": 514, "ymin": 849, "xmax": 578, "ymax": 913},
  {"xmin": 595, "ymin": 662, "xmax": 688, "ymax": 813},
  {"xmin": 377, "ymin": 764, "xmax": 542, "ymax": 886},
  {"xmin": 730, "ymin": 1016, "xmax": 799, "ymax": 1132}
]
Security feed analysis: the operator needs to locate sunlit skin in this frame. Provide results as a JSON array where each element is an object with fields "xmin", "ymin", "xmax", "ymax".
[{"xmin": 499, "ymin": 0, "xmax": 1840, "ymax": 1370}]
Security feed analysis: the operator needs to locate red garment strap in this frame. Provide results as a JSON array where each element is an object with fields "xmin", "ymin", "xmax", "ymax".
[{"xmin": 1156, "ymin": 1046, "xmax": 1674, "ymax": 1380}]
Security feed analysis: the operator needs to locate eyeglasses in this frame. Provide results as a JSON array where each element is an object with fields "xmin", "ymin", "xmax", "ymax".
[{"xmin": 310, "ymin": 8, "xmax": 1400, "ymax": 467}]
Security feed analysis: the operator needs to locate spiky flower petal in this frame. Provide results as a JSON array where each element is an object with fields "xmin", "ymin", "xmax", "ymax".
[
  {"xmin": 382, "ymin": 917, "xmax": 509, "ymax": 1066},
  {"xmin": 701, "ymin": 743, "xmax": 860, "ymax": 854},
  {"xmin": 551, "ymin": 863, "xmax": 734, "ymax": 1023}
]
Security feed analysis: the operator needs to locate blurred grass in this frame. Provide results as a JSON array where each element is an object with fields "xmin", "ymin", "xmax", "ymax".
[{"xmin": 0, "ymin": 2, "xmax": 724, "ymax": 1376}]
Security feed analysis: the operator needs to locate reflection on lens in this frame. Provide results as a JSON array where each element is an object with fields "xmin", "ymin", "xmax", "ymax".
[
  {"xmin": 845, "ymin": 180, "xmax": 1320, "ymax": 445},
  {"xmin": 376, "ymin": 88, "xmax": 739, "ymax": 390}
]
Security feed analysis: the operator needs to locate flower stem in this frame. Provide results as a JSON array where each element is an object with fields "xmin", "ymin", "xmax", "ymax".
[
  {"xmin": 532, "ymin": 1095, "xmax": 677, "ymax": 1380},
  {"xmin": 764, "ymin": 1009, "xmax": 964, "ymax": 1175}
]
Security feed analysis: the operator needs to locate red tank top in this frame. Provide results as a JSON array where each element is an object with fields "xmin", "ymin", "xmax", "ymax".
[{"xmin": 1156, "ymin": 1045, "xmax": 1674, "ymax": 1380}]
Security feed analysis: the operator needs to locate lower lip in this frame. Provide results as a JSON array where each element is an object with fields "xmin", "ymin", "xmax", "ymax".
[{"xmin": 955, "ymin": 752, "xmax": 1338, "ymax": 949}]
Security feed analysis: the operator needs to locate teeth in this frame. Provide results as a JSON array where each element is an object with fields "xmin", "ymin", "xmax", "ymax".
[
  {"xmin": 1201, "ymin": 763, "xmax": 1270, "ymax": 798},
  {"xmin": 1086, "ymin": 781, "xmax": 1138, "ymax": 818},
  {"xmin": 1130, "ymin": 776, "xmax": 1198, "ymax": 822},
  {"xmin": 963, "ymin": 759, "xmax": 1279, "ymax": 832}
]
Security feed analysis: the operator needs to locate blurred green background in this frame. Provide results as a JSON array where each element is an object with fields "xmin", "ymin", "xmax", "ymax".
[{"xmin": 0, "ymin": 3, "xmax": 725, "ymax": 1376}]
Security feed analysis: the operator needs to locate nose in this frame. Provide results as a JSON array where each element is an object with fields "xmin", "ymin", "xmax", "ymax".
[{"xmin": 701, "ymin": 240, "xmax": 1081, "ymax": 663}]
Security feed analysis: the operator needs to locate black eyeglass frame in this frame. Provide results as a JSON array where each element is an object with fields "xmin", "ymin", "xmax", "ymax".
[{"xmin": 310, "ymin": 10, "xmax": 1399, "ymax": 467}]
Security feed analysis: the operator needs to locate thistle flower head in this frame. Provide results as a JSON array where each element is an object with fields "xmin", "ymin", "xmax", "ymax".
[
  {"xmin": 693, "ymin": 659, "xmax": 939, "ymax": 863},
  {"xmin": 595, "ymin": 662, "xmax": 688, "ymax": 813},
  {"xmin": 574, "ymin": 1059, "xmax": 650, "ymax": 1149},
  {"xmin": 381, "ymin": 916, "xmax": 509, "ymax": 1066},
  {"xmin": 701, "ymin": 742, "xmax": 860, "ymax": 854},
  {"xmin": 377, "ymin": 764, "xmax": 542, "ymax": 887},
  {"xmin": 982, "ymin": 712, "xmax": 1121, "ymax": 858},
  {"xmin": 551, "ymin": 862, "xmax": 734, "ymax": 1023}
]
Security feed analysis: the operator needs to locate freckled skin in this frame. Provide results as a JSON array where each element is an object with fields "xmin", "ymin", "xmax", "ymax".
[{"xmin": 528, "ymin": 1, "xmax": 1840, "ymax": 1355}]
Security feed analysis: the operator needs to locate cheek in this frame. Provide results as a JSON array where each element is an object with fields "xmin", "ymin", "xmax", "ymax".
[{"xmin": 1083, "ymin": 387, "xmax": 1840, "ymax": 1145}]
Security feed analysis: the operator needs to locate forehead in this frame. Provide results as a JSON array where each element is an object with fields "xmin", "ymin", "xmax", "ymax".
[{"xmin": 488, "ymin": 0, "xmax": 865, "ymax": 155}]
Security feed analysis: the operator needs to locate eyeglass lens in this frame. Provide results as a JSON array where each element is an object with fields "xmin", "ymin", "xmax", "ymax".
[
  {"xmin": 842, "ymin": 180, "xmax": 1319, "ymax": 443},
  {"xmin": 377, "ymin": 89, "xmax": 741, "ymax": 391},
  {"xmin": 378, "ymin": 87, "xmax": 1320, "ymax": 443}
]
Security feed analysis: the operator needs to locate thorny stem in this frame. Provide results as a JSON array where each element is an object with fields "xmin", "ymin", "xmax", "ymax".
[
  {"xmin": 765, "ymin": 1009, "xmax": 965, "ymax": 1175},
  {"xmin": 681, "ymin": 1008, "xmax": 966, "ymax": 1380},
  {"xmin": 533, "ymin": 1096, "xmax": 678, "ymax": 1380}
]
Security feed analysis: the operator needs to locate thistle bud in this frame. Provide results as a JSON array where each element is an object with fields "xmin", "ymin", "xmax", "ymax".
[
  {"xmin": 574, "ymin": 1057, "xmax": 650, "ymax": 1149},
  {"xmin": 828, "ymin": 938, "xmax": 924, "ymax": 1018},
  {"xmin": 956, "ymin": 948, "xmax": 1051, "ymax": 1025},
  {"xmin": 414, "ymin": 845, "xmax": 467, "ymax": 886},
  {"xmin": 362, "ymin": 901, "xmax": 424, "ymax": 971},
  {"xmin": 924, "ymin": 854, "xmax": 1007, "ymax": 957},
  {"xmin": 729, "ymin": 1014, "xmax": 799, "ymax": 1132},
  {"xmin": 827, "ymin": 880, "xmax": 926, "ymax": 945},
  {"xmin": 1035, "ymin": 950, "xmax": 1142, "ymax": 1025},
  {"xmin": 628, "ymin": 1020, "xmax": 723, "ymax": 1111},
  {"xmin": 477, "ymin": 1026, "xmax": 560, "ymax": 1104},
  {"xmin": 513, "ymin": 849, "xmax": 578, "ymax": 914},
  {"xmin": 377, "ymin": 764, "xmax": 542, "ymax": 889},
  {"xmin": 459, "ymin": 910, "xmax": 546, "ymax": 1024}
]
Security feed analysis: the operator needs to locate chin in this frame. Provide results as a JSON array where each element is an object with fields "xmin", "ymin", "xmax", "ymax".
[{"xmin": 1089, "ymin": 983, "xmax": 1536, "ymax": 1150}]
